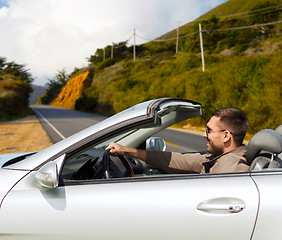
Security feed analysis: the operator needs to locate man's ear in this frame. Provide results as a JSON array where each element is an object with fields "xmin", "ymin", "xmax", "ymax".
[{"xmin": 223, "ymin": 130, "xmax": 232, "ymax": 143}]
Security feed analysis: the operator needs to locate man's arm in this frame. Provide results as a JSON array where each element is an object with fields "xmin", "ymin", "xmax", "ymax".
[
  {"xmin": 107, "ymin": 142, "xmax": 205, "ymax": 173},
  {"xmin": 107, "ymin": 142, "xmax": 147, "ymax": 162}
]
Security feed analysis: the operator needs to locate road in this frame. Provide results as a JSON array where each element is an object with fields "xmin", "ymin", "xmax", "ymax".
[{"xmin": 31, "ymin": 104, "xmax": 207, "ymax": 153}]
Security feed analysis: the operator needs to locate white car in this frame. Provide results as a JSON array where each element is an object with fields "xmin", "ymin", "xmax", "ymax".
[{"xmin": 0, "ymin": 98, "xmax": 281, "ymax": 240}]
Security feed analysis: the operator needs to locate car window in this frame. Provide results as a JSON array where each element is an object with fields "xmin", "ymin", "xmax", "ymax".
[
  {"xmin": 59, "ymin": 126, "xmax": 179, "ymax": 185},
  {"xmin": 60, "ymin": 129, "xmax": 152, "ymax": 182}
]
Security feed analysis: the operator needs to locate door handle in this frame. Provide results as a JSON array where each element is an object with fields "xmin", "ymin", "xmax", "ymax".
[{"xmin": 197, "ymin": 197, "xmax": 246, "ymax": 214}]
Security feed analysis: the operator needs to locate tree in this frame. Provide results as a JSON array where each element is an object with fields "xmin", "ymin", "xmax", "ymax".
[
  {"xmin": 41, "ymin": 69, "xmax": 69, "ymax": 104},
  {"xmin": 87, "ymin": 41, "xmax": 130, "ymax": 66},
  {"xmin": 0, "ymin": 56, "xmax": 33, "ymax": 120}
]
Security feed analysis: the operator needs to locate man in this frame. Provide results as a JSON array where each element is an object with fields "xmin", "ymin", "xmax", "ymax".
[{"xmin": 108, "ymin": 108, "xmax": 249, "ymax": 174}]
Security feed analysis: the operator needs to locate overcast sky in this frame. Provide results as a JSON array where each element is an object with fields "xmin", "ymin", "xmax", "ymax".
[{"xmin": 0, "ymin": 0, "xmax": 227, "ymax": 86}]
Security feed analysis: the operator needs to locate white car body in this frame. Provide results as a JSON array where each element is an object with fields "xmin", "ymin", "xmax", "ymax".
[{"xmin": 0, "ymin": 98, "xmax": 281, "ymax": 240}]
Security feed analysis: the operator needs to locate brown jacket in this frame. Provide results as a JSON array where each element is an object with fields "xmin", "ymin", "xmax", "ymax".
[{"xmin": 145, "ymin": 145, "xmax": 249, "ymax": 174}]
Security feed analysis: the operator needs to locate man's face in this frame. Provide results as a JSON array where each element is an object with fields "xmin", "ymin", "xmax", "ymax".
[{"xmin": 203, "ymin": 116, "xmax": 225, "ymax": 156}]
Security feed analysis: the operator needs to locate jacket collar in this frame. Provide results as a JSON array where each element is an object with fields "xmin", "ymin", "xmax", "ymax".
[{"xmin": 203, "ymin": 145, "xmax": 246, "ymax": 173}]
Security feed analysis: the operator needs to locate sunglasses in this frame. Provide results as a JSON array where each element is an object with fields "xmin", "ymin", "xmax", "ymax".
[{"xmin": 205, "ymin": 126, "xmax": 232, "ymax": 135}]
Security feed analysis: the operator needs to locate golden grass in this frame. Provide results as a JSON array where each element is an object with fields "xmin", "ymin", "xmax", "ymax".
[{"xmin": 0, "ymin": 115, "xmax": 52, "ymax": 153}]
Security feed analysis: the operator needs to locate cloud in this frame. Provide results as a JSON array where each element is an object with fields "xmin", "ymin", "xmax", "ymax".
[{"xmin": 0, "ymin": 0, "xmax": 227, "ymax": 85}]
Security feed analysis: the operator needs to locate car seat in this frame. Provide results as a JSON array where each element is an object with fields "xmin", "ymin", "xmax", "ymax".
[
  {"xmin": 276, "ymin": 125, "xmax": 282, "ymax": 136},
  {"xmin": 247, "ymin": 129, "xmax": 282, "ymax": 171},
  {"xmin": 275, "ymin": 125, "xmax": 282, "ymax": 159}
]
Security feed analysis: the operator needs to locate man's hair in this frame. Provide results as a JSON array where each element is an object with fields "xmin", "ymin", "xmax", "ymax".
[{"xmin": 212, "ymin": 108, "xmax": 248, "ymax": 145}]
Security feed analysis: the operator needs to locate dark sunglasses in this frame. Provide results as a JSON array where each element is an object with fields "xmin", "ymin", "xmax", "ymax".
[{"xmin": 205, "ymin": 126, "xmax": 232, "ymax": 135}]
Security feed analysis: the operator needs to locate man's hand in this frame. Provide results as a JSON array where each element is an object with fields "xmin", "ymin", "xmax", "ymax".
[
  {"xmin": 107, "ymin": 142, "xmax": 128, "ymax": 156},
  {"xmin": 107, "ymin": 142, "xmax": 147, "ymax": 162}
]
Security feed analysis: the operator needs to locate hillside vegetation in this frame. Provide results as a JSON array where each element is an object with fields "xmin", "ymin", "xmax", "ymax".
[
  {"xmin": 0, "ymin": 57, "xmax": 33, "ymax": 121},
  {"xmin": 44, "ymin": 0, "xmax": 281, "ymax": 134},
  {"xmin": 197, "ymin": 0, "xmax": 281, "ymax": 20}
]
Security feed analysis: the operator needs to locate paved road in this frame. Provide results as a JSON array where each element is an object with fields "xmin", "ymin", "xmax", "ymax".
[
  {"xmin": 155, "ymin": 129, "xmax": 207, "ymax": 152},
  {"xmin": 31, "ymin": 104, "xmax": 107, "ymax": 143},
  {"xmin": 31, "ymin": 104, "xmax": 207, "ymax": 152}
]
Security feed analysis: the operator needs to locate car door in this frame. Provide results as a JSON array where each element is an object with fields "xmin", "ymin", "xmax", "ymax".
[
  {"xmin": 1, "ymin": 172, "xmax": 258, "ymax": 240},
  {"xmin": 250, "ymin": 172, "xmax": 282, "ymax": 240}
]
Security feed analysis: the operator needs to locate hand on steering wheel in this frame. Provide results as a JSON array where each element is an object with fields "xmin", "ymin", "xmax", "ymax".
[{"xmin": 96, "ymin": 149, "xmax": 134, "ymax": 179}]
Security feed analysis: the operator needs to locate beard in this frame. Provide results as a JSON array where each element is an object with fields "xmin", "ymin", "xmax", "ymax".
[{"xmin": 206, "ymin": 140, "xmax": 224, "ymax": 156}]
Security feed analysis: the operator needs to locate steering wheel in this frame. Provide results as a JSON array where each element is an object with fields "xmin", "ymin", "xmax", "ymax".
[{"xmin": 95, "ymin": 149, "xmax": 134, "ymax": 179}]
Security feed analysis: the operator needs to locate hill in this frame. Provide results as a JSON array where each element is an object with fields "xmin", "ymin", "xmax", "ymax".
[
  {"xmin": 49, "ymin": 0, "xmax": 281, "ymax": 134},
  {"xmin": 160, "ymin": 0, "xmax": 282, "ymax": 39},
  {"xmin": 29, "ymin": 85, "xmax": 46, "ymax": 104},
  {"xmin": 197, "ymin": 0, "xmax": 282, "ymax": 20}
]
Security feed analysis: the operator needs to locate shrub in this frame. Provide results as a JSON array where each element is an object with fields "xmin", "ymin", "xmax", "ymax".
[{"xmin": 95, "ymin": 58, "xmax": 116, "ymax": 71}]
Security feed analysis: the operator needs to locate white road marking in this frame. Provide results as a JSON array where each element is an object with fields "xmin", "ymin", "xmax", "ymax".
[{"xmin": 32, "ymin": 108, "xmax": 65, "ymax": 140}]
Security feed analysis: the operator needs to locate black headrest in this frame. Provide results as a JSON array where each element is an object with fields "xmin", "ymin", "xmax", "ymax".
[{"xmin": 246, "ymin": 129, "xmax": 282, "ymax": 164}]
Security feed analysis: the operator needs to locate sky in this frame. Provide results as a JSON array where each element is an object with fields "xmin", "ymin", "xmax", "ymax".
[{"xmin": 0, "ymin": 0, "xmax": 228, "ymax": 86}]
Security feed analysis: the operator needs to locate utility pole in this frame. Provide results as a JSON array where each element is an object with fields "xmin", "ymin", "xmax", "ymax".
[
  {"xmin": 199, "ymin": 23, "xmax": 205, "ymax": 72},
  {"xmin": 111, "ymin": 42, "xmax": 114, "ymax": 58},
  {"xmin": 176, "ymin": 22, "xmax": 180, "ymax": 54},
  {"xmin": 133, "ymin": 28, "xmax": 136, "ymax": 61},
  {"xmin": 103, "ymin": 47, "xmax": 106, "ymax": 61}
]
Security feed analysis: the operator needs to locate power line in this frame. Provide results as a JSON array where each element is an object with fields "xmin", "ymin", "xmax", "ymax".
[
  {"xmin": 223, "ymin": 4, "xmax": 282, "ymax": 18},
  {"xmin": 136, "ymin": 31, "xmax": 199, "ymax": 43},
  {"xmin": 136, "ymin": 33, "xmax": 176, "ymax": 42},
  {"xmin": 112, "ymin": 41, "xmax": 128, "ymax": 49},
  {"xmin": 134, "ymin": 20, "xmax": 281, "ymax": 44},
  {"xmin": 200, "ymin": 4, "xmax": 282, "ymax": 21},
  {"xmin": 101, "ymin": 20, "xmax": 281, "ymax": 62},
  {"xmin": 202, "ymin": 21, "xmax": 282, "ymax": 33},
  {"xmin": 105, "ymin": 4, "xmax": 282, "ymax": 49}
]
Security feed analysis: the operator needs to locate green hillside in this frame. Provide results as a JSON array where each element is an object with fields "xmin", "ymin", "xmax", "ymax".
[
  {"xmin": 159, "ymin": 0, "xmax": 281, "ymax": 43},
  {"xmin": 75, "ymin": 51, "xmax": 281, "ymax": 134},
  {"xmin": 198, "ymin": 0, "xmax": 282, "ymax": 20},
  {"xmin": 42, "ymin": 0, "xmax": 282, "ymax": 135}
]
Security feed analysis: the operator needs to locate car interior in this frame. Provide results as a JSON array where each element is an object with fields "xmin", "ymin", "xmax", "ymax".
[
  {"xmin": 59, "ymin": 124, "xmax": 282, "ymax": 183},
  {"xmin": 247, "ymin": 125, "xmax": 282, "ymax": 171},
  {"xmin": 59, "ymin": 105, "xmax": 197, "ymax": 183},
  {"xmin": 60, "ymin": 133, "xmax": 170, "ymax": 183}
]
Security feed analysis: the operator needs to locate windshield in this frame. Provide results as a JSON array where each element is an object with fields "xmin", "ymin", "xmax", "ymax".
[{"xmin": 94, "ymin": 130, "xmax": 137, "ymax": 149}]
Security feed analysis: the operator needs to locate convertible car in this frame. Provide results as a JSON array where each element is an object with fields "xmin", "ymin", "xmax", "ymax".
[{"xmin": 0, "ymin": 98, "xmax": 281, "ymax": 240}]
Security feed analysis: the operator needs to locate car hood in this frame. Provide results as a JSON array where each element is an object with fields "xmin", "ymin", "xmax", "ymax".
[
  {"xmin": 0, "ymin": 153, "xmax": 33, "ymax": 206},
  {"xmin": 3, "ymin": 98, "xmax": 202, "ymax": 171},
  {"xmin": 0, "ymin": 152, "xmax": 35, "ymax": 168}
]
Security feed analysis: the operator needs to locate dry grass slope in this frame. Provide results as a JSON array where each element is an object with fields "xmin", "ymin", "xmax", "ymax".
[
  {"xmin": 51, "ymin": 70, "xmax": 91, "ymax": 109},
  {"xmin": 0, "ymin": 115, "xmax": 52, "ymax": 153}
]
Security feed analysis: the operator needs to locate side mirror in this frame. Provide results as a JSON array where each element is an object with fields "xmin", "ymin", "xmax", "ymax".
[
  {"xmin": 35, "ymin": 161, "xmax": 59, "ymax": 189},
  {"xmin": 146, "ymin": 137, "xmax": 166, "ymax": 151}
]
